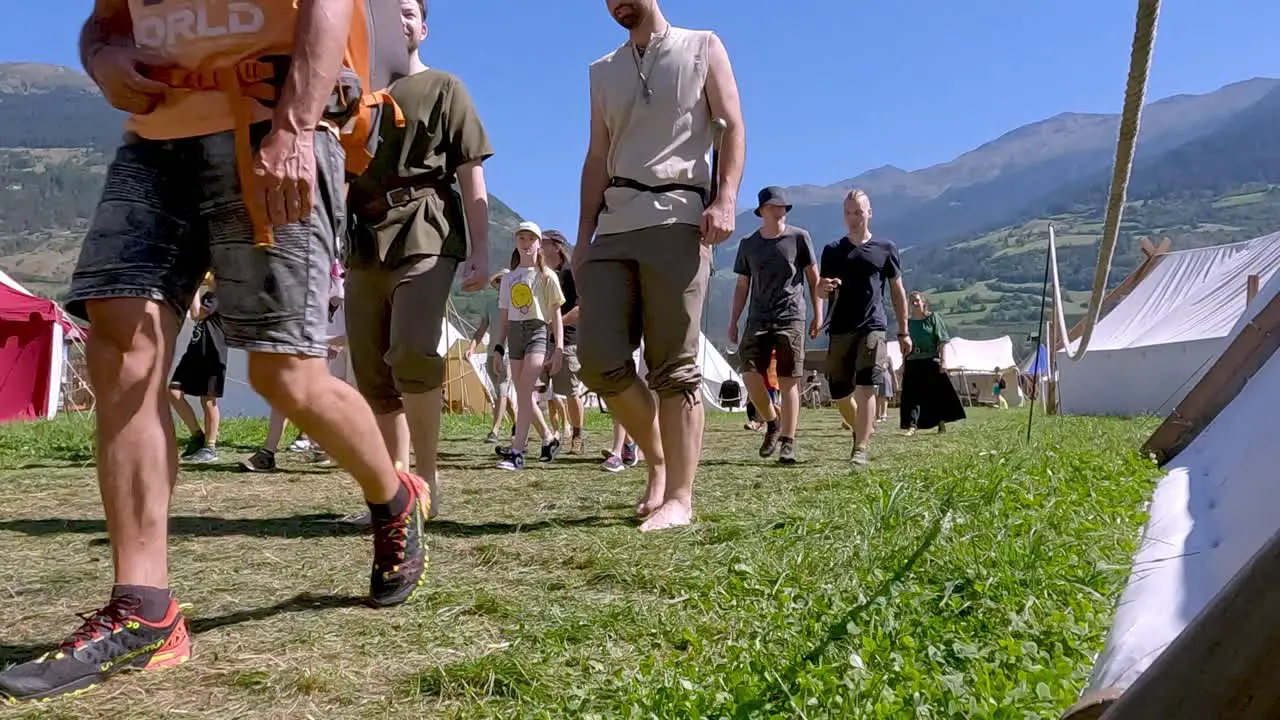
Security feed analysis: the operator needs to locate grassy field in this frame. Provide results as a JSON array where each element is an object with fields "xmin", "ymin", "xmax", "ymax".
[{"xmin": 0, "ymin": 407, "xmax": 1160, "ymax": 719}]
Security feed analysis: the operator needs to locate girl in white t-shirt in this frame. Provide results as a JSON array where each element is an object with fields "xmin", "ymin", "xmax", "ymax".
[{"xmin": 491, "ymin": 221, "xmax": 565, "ymax": 470}]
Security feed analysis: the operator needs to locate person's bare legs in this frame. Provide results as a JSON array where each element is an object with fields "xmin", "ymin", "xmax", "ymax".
[
  {"xmin": 402, "ymin": 390, "xmax": 442, "ymax": 515},
  {"xmin": 854, "ymin": 385, "xmax": 877, "ymax": 452},
  {"xmin": 567, "ymin": 394, "xmax": 585, "ymax": 433},
  {"xmin": 742, "ymin": 372, "xmax": 778, "ymax": 425},
  {"xmin": 599, "ymin": 380, "xmax": 665, "ymax": 516},
  {"xmin": 168, "ymin": 389, "xmax": 201, "ymax": 437},
  {"xmin": 548, "ymin": 396, "xmax": 566, "ymax": 437},
  {"xmin": 264, "ymin": 410, "xmax": 290, "ymax": 452},
  {"xmin": 200, "ymin": 396, "xmax": 220, "ymax": 446},
  {"xmin": 489, "ymin": 393, "xmax": 507, "ymax": 435},
  {"xmin": 837, "ymin": 395, "xmax": 858, "ymax": 434},
  {"xmin": 611, "ymin": 416, "xmax": 628, "ymax": 455},
  {"xmin": 247, "ymin": 354, "xmax": 400, "ymax": 503},
  {"xmin": 640, "ymin": 392, "xmax": 702, "ymax": 532},
  {"xmin": 375, "ymin": 411, "xmax": 411, "ymax": 471},
  {"xmin": 87, "ymin": 298, "xmax": 182, "ymax": 590},
  {"xmin": 512, "ymin": 355, "xmax": 552, "ymax": 455},
  {"xmin": 778, "ymin": 377, "xmax": 800, "ymax": 439}
]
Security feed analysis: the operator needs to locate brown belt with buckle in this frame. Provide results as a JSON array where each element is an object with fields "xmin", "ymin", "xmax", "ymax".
[{"xmin": 353, "ymin": 179, "xmax": 449, "ymax": 219}]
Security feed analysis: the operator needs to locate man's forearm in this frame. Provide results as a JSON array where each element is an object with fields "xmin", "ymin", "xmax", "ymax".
[
  {"xmin": 458, "ymin": 161, "xmax": 490, "ymax": 256},
  {"xmin": 552, "ymin": 313, "xmax": 564, "ymax": 350},
  {"xmin": 717, "ymin": 121, "xmax": 746, "ymax": 206},
  {"xmin": 562, "ymin": 307, "xmax": 580, "ymax": 326},
  {"xmin": 577, "ymin": 155, "xmax": 609, "ymax": 244},
  {"xmin": 892, "ymin": 285, "xmax": 909, "ymax": 334},
  {"xmin": 276, "ymin": 0, "xmax": 353, "ymax": 134}
]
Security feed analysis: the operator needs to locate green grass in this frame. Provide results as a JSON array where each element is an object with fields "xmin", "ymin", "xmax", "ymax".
[
  {"xmin": 0, "ymin": 408, "xmax": 1161, "ymax": 718},
  {"xmin": 1211, "ymin": 188, "xmax": 1272, "ymax": 208}
]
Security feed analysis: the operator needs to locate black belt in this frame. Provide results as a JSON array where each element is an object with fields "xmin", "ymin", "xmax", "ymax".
[{"xmin": 608, "ymin": 176, "xmax": 707, "ymax": 207}]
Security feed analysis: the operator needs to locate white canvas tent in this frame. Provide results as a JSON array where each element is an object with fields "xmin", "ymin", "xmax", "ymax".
[
  {"xmin": 1057, "ymin": 232, "xmax": 1280, "ymax": 417},
  {"xmin": 619, "ymin": 333, "xmax": 744, "ymax": 412},
  {"xmin": 1067, "ymin": 257, "xmax": 1280, "ymax": 716},
  {"xmin": 940, "ymin": 335, "xmax": 1023, "ymax": 405}
]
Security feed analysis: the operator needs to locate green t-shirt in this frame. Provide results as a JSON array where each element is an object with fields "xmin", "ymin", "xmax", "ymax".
[
  {"xmin": 347, "ymin": 69, "xmax": 495, "ymax": 270},
  {"xmin": 906, "ymin": 312, "xmax": 949, "ymax": 361}
]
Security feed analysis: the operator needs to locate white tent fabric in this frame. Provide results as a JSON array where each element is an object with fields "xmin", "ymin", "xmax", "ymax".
[
  {"xmin": 941, "ymin": 336, "xmax": 1018, "ymax": 372},
  {"xmin": 626, "ymin": 334, "xmax": 744, "ymax": 412},
  {"xmin": 1082, "ymin": 265, "xmax": 1280, "ymax": 696},
  {"xmin": 177, "ymin": 316, "xmax": 484, "ymax": 419},
  {"xmin": 1058, "ymin": 232, "xmax": 1280, "ymax": 416}
]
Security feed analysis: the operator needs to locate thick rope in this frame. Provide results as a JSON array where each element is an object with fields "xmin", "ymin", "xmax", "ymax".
[{"xmin": 1051, "ymin": 0, "xmax": 1161, "ymax": 362}]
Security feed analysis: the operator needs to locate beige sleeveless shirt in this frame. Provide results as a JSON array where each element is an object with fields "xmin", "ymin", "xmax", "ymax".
[{"xmin": 589, "ymin": 26, "xmax": 715, "ymax": 237}]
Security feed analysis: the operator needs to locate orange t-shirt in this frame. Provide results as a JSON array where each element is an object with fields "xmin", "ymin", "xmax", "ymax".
[{"xmin": 125, "ymin": 0, "xmax": 298, "ymax": 140}]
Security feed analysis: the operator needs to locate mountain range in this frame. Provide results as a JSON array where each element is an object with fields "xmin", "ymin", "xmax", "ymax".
[{"xmin": 2, "ymin": 63, "xmax": 1279, "ymax": 356}]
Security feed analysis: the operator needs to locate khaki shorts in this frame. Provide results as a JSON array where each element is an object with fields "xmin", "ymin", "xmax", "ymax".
[
  {"xmin": 739, "ymin": 320, "xmax": 806, "ymax": 378},
  {"xmin": 344, "ymin": 255, "xmax": 458, "ymax": 414},
  {"xmin": 539, "ymin": 343, "xmax": 584, "ymax": 397},
  {"xmin": 576, "ymin": 223, "xmax": 710, "ymax": 400},
  {"xmin": 826, "ymin": 330, "xmax": 887, "ymax": 400}
]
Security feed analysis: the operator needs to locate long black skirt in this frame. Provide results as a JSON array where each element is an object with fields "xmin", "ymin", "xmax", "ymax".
[{"xmin": 899, "ymin": 357, "xmax": 966, "ymax": 430}]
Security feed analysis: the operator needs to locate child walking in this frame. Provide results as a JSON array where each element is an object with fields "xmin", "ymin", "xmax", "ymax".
[{"xmin": 492, "ymin": 222, "xmax": 566, "ymax": 470}]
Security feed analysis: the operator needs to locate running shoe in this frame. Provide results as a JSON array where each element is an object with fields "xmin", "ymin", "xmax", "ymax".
[
  {"xmin": 621, "ymin": 441, "xmax": 639, "ymax": 467},
  {"xmin": 497, "ymin": 452, "xmax": 525, "ymax": 471},
  {"xmin": 368, "ymin": 472, "xmax": 430, "ymax": 607},
  {"xmin": 179, "ymin": 433, "xmax": 205, "ymax": 459},
  {"xmin": 778, "ymin": 438, "xmax": 797, "ymax": 465},
  {"xmin": 239, "ymin": 448, "xmax": 277, "ymax": 472},
  {"xmin": 759, "ymin": 424, "xmax": 780, "ymax": 458},
  {"xmin": 539, "ymin": 437, "xmax": 562, "ymax": 463},
  {"xmin": 851, "ymin": 447, "xmax": 870, "ymax": 468},
  {"xmin": 484, "ymin": 431, "xmax": 499, "ymax": 444},
  {"xmin": 601, "ymin": 453, "xmax": 625, "ymax": 472},
  {"xmin": 0, "ymin": 595, "xmax": 190, "ymax": 703},
  {"xmin": 184, "ymin": 446, "xmax": 217, "ymax": 464}
]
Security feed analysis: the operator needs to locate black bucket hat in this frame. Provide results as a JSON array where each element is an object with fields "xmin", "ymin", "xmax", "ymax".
[{"xmin": 755, "ymin": 186, "xmax": 793, "ymax": 217}]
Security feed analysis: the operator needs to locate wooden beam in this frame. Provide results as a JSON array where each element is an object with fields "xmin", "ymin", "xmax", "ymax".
[
  {"xmin": 1248, "ymin": 274, "xmax": 1261, "ymax": 304},
  {"xmin": 1100, "ymin": 527, "xmax": 1280, "ymax": 719},
  {"xmin": 1063, "ymin": 238, "xmax": 1170, "ymax": 348},
  {"xmin": 1142, "ymin": 291, "xmax": 1280, "ymax": 464}
]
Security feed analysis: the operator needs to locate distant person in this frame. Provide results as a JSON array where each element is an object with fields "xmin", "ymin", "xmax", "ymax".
[
  {"xmin": 875, "ymin": 358, "xmax": 894, "ymax": 423},
  {"xmin": 465, "ymin": 270, "xmax": 517, "ymax": 444},
  {"xmin": 574, "ymin": 0, "xmax": 745, "ymax": 531},
  {"xmin": 727, "ymin": 186, "xmax": 820, "ymax": 464},
  {"xmin": 168, "ymin": 273, "xmax": 226, "ymax": 464},
  {"xmin": 817, "ymin": 189, "xmax": 912, "ymax": 468},
  {"xmin": 993, "ymin": 368, "xmax": 1009, "ymax": 409},
  {"xmin": 898, "ymin": 291, "xmax": 965, "ymax": 436}
]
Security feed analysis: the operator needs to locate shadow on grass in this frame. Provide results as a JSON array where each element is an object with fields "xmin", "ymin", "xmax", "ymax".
[
  {"xmin": 0, "ymin": 513, "xmax": 635, "ymax": 540},
  {"xmin": 0, "ymin": 592, "xmax": 366, "ymax": 668}
]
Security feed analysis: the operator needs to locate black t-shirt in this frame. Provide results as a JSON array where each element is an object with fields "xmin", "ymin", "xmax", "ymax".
[
  {"xmin": 186, "ymin": 291, "xmax": 228, "ymax": 368},
  {"xmin": 558, "ymin": 266, "xmax": 579, "ymax": 345},
  {"xmin": 819, "ymin": 236, "xmax": 902, "ymax": 335},
  {"xmin": 732, "ymin": 226, "xmax": 816, "ymax": 327}
]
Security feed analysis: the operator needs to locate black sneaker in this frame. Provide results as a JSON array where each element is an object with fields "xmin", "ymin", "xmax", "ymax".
[
  {"xmin": 495, "ymin": 445, "xmax": 512, "ymax": 458},
  {"xmin": 239, "ymin": 448, "xmax": 277, "ymax": 472},
  {"xmin": 778, "ymin": 438, "xmax": 797, "ymax": 465},
  {"xmin": 484, "ymin": 431, "xmax": 499, "ymax": 444},
  {"xmin": 0, "ymin": 595, "xmax": 190, "ymax": 703},
  {"xmin": 621, "ymin": 441, "xmax": 639, "ymax": 467},
  {"xmin": 759, "ymin": 423, "xmax": 780, "ymax": 458},
  {"xmin": 539, "ymin": 437, "xmax": 562, "ymax": 463},
  {"xmin": 180, "ymin": 433, "xmax": 205, "ymax": 459},
  {"xmin": 497, "ymin": 452, "xmax": 525, "ymax": 471},
  {"xmin": 368, "ymin": 472, "xmax": 430, "ymax": 608}
]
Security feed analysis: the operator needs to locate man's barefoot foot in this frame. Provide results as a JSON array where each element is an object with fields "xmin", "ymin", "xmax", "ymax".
[
  {"xmin": 635, "ymin": 466, "xmax": 665, "ymax": 517},
  {"xmin": 638, "ymin": 499, "xmax": 693, "ymax": 532}
]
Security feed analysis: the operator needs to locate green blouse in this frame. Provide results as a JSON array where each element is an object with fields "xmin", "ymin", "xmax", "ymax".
[{"xmin": 906, "ymin": 312, "xmax": 949, "ymax": 361}]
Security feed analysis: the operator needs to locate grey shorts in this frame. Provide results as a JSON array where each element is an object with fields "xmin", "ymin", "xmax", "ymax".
[
  {"xmin": 508, "ymin": 319, "xmax": 548, "ymax": 361},
  {"xmin": 65, "ymin": 124, "xmax": 343, "ymax": 358},
  {"xmin": 826, "ymin": 330, "xmax": 888, "ymax": 400}
]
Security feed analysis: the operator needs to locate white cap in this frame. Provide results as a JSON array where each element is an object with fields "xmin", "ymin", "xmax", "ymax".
[{"xmin": 515, "ymin": 220, "xmax": 543, "ymax": 239}]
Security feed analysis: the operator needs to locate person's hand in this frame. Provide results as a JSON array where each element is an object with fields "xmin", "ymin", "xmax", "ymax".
[
  {"xmin": 460, "ymin": 246, "xmax": 489, "ymax": 292},
  {"xmin": 699, "ymin": 197, "xmax": 735, "ymax": 245},
  {"xmin": 546, "ymin": 347, "xmax": 564, "ymax": 375},
  {"xmin": 818, "ymin": 277, "xmax": 841, "ymax": 298},
  {"xmin": 87, "ymin": 46, "xmax": 170, "ymax": 115},
  {"xmin": 809, "ymin": 315, "xmax": 822, "ymax": 339},
  {"xmin": 464, "ymin": 344, "xmax": 474, "ymax": 360},
  {"xmin": 727, "ymin": 322, "xmax": 739, "ymax": 346},
  {"xmin": 253, "ymin": 127, "xmax": 316, "ymax": 227},
  {"xmin": 898, "ymin": 334, "xmax": 913, "ymax": 358},
  {"xmin": 572, "ymin": 233, "xmax": 591, "ymax": 275}
]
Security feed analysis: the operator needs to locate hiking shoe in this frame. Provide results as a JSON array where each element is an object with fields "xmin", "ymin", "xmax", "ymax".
[
  {"xmin": 484, "ymin": 431, "xmax": 499, "ymax": 444},
  {"xmin": 180, "ymin": 433, "xmax": 205, "ymax": 459},
  {"xmin": 0, "ymin": 595, "xmax": 190, "ymax": 703},
  {"xmin": 239, "ymin": 448, "xmax": 276, "ymax": 473},
  {"xmin": 851, "ymin": 447, "xmax": 870, "ymax": 468},
  {"xmin": 184, "ymin": 446, "xmax": 217, "ymax": 464},
  {"xmin": 497, "ymin": 452, "xmax": 525, "ymax": 471},
  {"xmin": 601, "ymin": 453, "xmax": 625, "ymax": 472},
  {"xmin": 759, "ymin": 424, "xmax": 780, "ymax": 458},
  {"xmin": 288, "ymin": 438, "xmax": 314, "ymax": 453},
  {"xmin": 368, "ymin": 472, "xmax": 429, "ymax": 608},
  {"xmin": 495, "ymin": 445, "xmax": 513, "ymax": 458},
  {"xmin": 539, "ymin": 437, "xmax": 562, "ymax": 463},
  {"xmin": 569, "ymin": 432, "xmax": 585, "ymax": 455},
  {"xmin": 778, "ymin": 438, "xmax": 797, "ymax": 465},
  {"xmin": 621, "ymin": 441, "xmax": 639, "ymax": 467}
]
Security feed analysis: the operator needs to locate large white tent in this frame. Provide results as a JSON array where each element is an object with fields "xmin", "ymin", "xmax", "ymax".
[
  {"xmin": 1057, "ymin": 232, "xmax": 1280, "ymax": 417},
  {"xmin": 940, "ymin": 335, "xmax": 1023, "ymax": 405},
  {"xmin": 1066, "ymin": 256, "xmax": 1280, "ymax": 717},
  {"xmin": 623, "ymin": 333, "xmax": 744, "ymax": 412}
]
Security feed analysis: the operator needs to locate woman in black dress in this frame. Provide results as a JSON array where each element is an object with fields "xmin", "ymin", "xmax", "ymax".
[{"xmin": 899, "ymin": 291, "xmax": 966, "ymax": 436}]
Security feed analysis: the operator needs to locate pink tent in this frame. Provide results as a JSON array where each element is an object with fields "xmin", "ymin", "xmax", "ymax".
[{"xmin": 0, "ymin": 273, "xmax": 81, "ymax": 422}]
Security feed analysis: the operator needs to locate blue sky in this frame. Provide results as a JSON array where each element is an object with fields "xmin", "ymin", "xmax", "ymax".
[{"xmin": 5, "ymin": 1, "xmax": 1280, "ymax": 234}]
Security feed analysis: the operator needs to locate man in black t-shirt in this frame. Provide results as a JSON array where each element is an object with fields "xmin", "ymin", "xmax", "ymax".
[
  {"xmin": 168, "ymin": 274, "xmax": 228, "ymax": 464},
  {"xmin": 541, "ymin": 230, "xmax": 588, "ymax": 455},
  {"xmin": 818, "ymin": 190, "xmax": 912, "ymax": 467}
]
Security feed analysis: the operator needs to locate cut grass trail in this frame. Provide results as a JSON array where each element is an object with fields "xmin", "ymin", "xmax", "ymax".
[{"xmin": 0, "ymin": 407, "xmax": 1160, "ymax": 719}]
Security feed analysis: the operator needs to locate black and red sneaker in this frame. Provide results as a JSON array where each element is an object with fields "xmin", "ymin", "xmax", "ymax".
[
  {"xmin": 368, "ymin": 472, "xmax": 430, "ymax": 607},
  {"xmin": 0, "ymin": 595, "xmax": 190, "ymax": 704}
]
